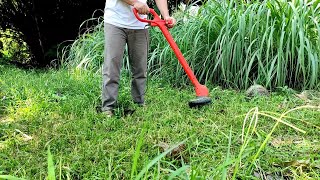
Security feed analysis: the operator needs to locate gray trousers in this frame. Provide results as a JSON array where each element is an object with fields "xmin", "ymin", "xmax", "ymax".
[{"xmin": 101, "ymin": 23, "xmax": 149, "ymax": 111}]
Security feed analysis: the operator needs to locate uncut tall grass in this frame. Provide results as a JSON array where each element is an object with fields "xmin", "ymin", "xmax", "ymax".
[
  {"xmin": 59, "ymin": 14, "xmax": 105, "ymax": 72},
  {"xmin": 60, "ymin": 0, "xmax": 320, "ymax": 90}
]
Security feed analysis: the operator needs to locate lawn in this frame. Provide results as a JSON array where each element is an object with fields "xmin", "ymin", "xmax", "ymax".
[{"xmin": 0, "ymin": 64, "xmax": 319, "ymax": 179}]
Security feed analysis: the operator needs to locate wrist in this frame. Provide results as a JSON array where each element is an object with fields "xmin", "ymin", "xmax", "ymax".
[{"xmin": 162, "ymin": 13, "xmax": 170, "ymax": 19}]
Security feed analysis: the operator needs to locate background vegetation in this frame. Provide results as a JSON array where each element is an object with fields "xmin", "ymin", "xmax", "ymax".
[
  {"xmin": 0, "ymin": 0, "xmax": 199, "ymax": 67},
  {"xmin": 61, "ymin": 0, "xmax": 320, "ymax": 90},
  {"xmin": 0, "ymin": 0, "xmax": 105, "ymax": 66}
]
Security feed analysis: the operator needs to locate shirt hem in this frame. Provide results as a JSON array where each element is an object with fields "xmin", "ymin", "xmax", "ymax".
[{"xmin": 104, "ymin": 20, "xmax": 148, "ymax": 29}]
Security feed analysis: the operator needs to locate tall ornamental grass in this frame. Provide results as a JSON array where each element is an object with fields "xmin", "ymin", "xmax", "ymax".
[
  {"xmin": 58, "ymin": 14, "xmax": 105, "ymax": 73},
  {"xmin": 60, "ymin": 0, "xmax": 320, "ymax": 90},
  {"xmin": 150, "ymin": 0, "xmax": 320, "ymax": 89}
]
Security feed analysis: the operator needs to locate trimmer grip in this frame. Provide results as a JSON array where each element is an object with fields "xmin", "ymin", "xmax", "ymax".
[
  {"xmin": 133, "ymin": 8, "xmax": 150, "ymax": 23},
  {"xmin": 133, "ymin": 8, "xmax": 165, "ymax": 26}
]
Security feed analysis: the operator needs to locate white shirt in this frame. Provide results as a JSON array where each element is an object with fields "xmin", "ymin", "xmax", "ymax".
[{"xmin": 104, "ymin": 0, "xmax": 148, "ymax": 29}]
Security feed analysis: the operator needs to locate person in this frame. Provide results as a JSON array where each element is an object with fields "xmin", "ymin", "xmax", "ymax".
[{"xmin": 102, "ymin": 0, "xmax": 176, "ymax": 117}]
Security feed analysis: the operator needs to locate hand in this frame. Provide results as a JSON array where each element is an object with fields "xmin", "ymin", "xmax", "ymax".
[
  {"xmin": 164, "ymin": 17, "xmax": 176, "ymax": 28},
  {"xmin": 133, "ymin": 1, "xmax": 150, "ymax": 15}
]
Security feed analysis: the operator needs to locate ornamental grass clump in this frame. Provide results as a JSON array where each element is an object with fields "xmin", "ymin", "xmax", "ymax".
[{"xmin": 149, "ymin": 0, "xmax": 320, "ymax": 90}]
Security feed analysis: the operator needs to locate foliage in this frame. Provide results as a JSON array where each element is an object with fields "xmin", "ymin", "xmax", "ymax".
[
  {"xmin": 60, "ymin": 0, "xmax": 320, "ymax": 90},
  {"xmin": 0, "ymin": 29, "xmax": 30, "ymax": 63},
  {"xmin": 150, "ymin": 0, "xmax": 320, "ymax": 90},
  {"xmin": 58, "ymin": 17, "xmax": 105, "ymax": 72},
  {"xmin": 0, "ymin": 0, "xmax": 105, "ymax": 67},
  {"xmin": 148, "ymin": 0, "xmax": 206, "ymax": 14},
  {"xmin": 0, "ymin": 65, "xmax": 319, "ymax": 178}
]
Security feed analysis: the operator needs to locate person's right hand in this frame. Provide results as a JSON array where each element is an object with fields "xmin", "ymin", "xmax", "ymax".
[{"xmin": 133, "ymin": 1, "xmax": 149, "ymax": 15}]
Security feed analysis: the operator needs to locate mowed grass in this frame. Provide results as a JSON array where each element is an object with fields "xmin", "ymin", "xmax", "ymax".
[{"xmin": 0, "ymin": 65, "xmax": 319, "ymax": 179}]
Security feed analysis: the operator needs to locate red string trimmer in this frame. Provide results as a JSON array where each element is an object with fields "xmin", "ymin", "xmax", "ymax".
[{"xmin": 133, "ymin": 8, "xmax": 212, "ymax": 108}]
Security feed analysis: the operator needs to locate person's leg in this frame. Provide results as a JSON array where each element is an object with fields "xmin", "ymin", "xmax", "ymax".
[
  {"xmin": 101, "ymin": 23, "xmax": 127, "ymax": 112},
  {"xmin": 127, "ymin": 28, "xmax": 149, "ymax": 105}
]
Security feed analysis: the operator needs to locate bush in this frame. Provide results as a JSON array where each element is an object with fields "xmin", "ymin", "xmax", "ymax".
[{"xmin": 0, "ymin": 29, "xmax": 30, "ymax": 63}]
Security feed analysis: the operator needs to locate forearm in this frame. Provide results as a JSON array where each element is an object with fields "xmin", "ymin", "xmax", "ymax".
[{"xmin": 155, "ymin": 0, "xmax": 170, "ymax": 18}]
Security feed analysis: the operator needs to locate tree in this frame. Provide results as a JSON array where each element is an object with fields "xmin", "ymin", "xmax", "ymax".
[{"xmin": 0, "ymin": 0, "xmax": 104, "ymax": 67}]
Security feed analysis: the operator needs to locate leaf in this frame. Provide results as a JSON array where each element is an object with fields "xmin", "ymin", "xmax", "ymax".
[
  {"xmin": 130, "ymin": 126, "xmax": 146, "ymax": 179},
  {"xmin": 47, "ymin": 147, "xmax": 56, "ymax": 180}
]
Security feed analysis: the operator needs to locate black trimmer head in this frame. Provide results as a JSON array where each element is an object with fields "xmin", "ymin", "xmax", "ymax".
[{"xmin": 188, "ymin": 96, "xmax": 212, "ymax": 108}]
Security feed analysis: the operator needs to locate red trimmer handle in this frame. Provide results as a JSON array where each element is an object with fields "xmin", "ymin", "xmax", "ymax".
[
  {"xmin": 133, "ymin": 8, "xmax": 209, "ymax": 98},
  {"xmin": 133, "ymin": 8, "xmax": 166, "ymax": 26}
]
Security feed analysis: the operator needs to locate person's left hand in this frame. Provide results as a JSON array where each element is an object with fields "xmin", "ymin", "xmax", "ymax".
[{"xmin": 164, "ymin": 17, "xmax": 176, "ymax": 28}]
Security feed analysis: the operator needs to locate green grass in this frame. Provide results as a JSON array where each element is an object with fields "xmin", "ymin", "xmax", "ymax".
[{"xmin": 0, "ymin": 64, "xmax": 319, "ymax": 179}]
